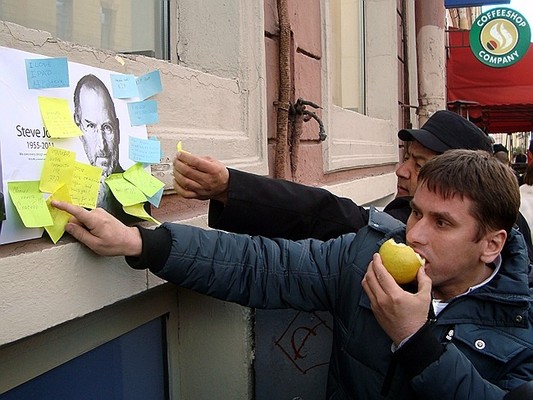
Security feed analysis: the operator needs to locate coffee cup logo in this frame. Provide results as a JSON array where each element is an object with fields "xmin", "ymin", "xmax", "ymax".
[{"xmin": 470, "ymin": 8, "xmax": 531, "ymax": 68}]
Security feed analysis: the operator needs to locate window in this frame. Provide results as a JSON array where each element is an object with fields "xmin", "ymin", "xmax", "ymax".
[
  {"xmin": 322, "ymin": 0, "xmax": 399, "ymax": 176},
  {"xmin": 329, "ymin": 0, "xmax": 365, "ymax": 113},
  {"xmin": 0, "ymin": 318, "xmax": 168, "ymax": 400},
  {"xmin": 0, "ymin": 0, "xmax": 170, "ymax": 60},
  {"xmin": 0, "ymin": 285, "xmax": 180, "ymax": 399}
]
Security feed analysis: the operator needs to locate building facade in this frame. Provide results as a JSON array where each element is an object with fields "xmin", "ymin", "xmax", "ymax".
[{"xmin": 0, "ymin": 1, "xmax": 443, "ymax": 398}]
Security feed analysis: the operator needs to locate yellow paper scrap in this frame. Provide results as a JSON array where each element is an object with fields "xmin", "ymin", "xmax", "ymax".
[
  {"xmin": 45, "ymin": 184, "xmax": 73, "ymax": 243},
  {"xmin": 40, "ymin": 147, "xmax": 76, "ymax": 193},
  {"xmin": 38, "ymin": 96, "xmax": 82, "ymax": 138},
  {"xmin": 123, "ymin": 203, "xmax": 161, "ymax": 225},
  {"xmin": 105, "ymin": 173, "xmax": 147, "ymax": 206},
  {"xmin": 123, "ymin": 163, "xmax": 165, "ymax": 198},
  {"xmin": 70, "ymin": 161, "xmax": 102, "ymax": 209},
  {"xmin": 176, "ymin": 141, "xmax": 190, "ymax": 154},
  {"xmin": 8, "ymin": 181, "xmax": 53, "ymax": 228}
]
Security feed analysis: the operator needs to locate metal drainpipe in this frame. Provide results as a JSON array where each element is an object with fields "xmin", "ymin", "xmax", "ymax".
[
  {"xmin": 414, "ymin": 0, "xmax": 446, "ymax": 125},
  {"xmin": 274, "ymin": 0, "xmax": 291, "ymax": 179}
]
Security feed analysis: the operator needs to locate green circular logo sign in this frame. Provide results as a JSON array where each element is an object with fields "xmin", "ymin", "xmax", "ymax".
[{"xmin": 470, "ymin": 7, "xmax": 531, "ymax": 68}]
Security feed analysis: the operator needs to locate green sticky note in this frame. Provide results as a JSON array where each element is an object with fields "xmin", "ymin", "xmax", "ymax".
[
  {"xmin": 45, "ymin": 184, "xmax": 73, "ymax": 243},
  {"xmin": 8, "ymin": 181, "xmax": 53, "ymax": 228},
  {"xmin": 70, "ymin": 161, "xmax": 102, "ymax": 209},
  {"xmin": 123, "ymin": 163, "xmax": 165, "ymax": 198},
  {"xmin": 40, "ymin": 147, "xmax": 76, "ymax": 193},
  {"xmin": 38, "ymin": 96, "xmax": 82, "ymax": 138},
  {"xmin": 105, "ymin": 173, "xmax": 147, "ymax": 206},
  {"xmin": 123, "ymin": 203, "xmax": 160, "ymax": 225}
]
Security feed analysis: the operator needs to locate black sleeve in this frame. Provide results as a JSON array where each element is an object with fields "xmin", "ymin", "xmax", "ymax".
[
  {"xmin": 394, "ymin": 322, "xmax": 445, "ymax": 378},
  {"xmin": 125, "ymin": 225, "xmax": 172, "ymax": 273},
  {"xmin": 207, "ymin": 168, "xmax": 369, "ymax": 241}
]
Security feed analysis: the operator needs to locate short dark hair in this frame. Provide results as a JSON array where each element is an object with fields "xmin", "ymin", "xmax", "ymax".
[{"xmin": 417, "ymin": 149, "xmax": 520, "ymax": 239}]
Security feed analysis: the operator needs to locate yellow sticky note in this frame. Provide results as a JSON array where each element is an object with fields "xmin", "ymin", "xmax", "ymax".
[
  {"xmin": 176, "ymin": 141, "xmax": 190, "ymax": 154},
  {"xmin": 123, "ymin": 163, "xmax": 165, "ymax": 198},
  {"xmin": 123, "ymin": 203, "xmax": 161, "ymax": 225},
  {"xmin": 70, "ymin": 161, "xmax": 102, "ymax": 209},
  {"xmin": 105, "ymin": 173, "xmax": 147, "ymax": 206},
  {"xmin": 8, "ymin": 181, "xmax": 53, "ymax": 228},
  {"xmin": 40, "ymin": 147, "xmax": 76, "ymax": 193},
  {"xmin": 38, "ymin": 96, "xmax": 82, "ymax": 138},
  {"xmin": 45, "ymin": 184, "xmax": 73, "ymax": 243}
]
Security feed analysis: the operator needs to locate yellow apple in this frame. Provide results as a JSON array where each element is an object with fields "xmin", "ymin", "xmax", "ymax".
[{"xmin": 378, "ymin": 238, "xmax": 425, "ymax": 284}]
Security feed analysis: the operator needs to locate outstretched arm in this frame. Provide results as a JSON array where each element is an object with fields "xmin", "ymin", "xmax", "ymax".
[{"xmin": 172, "ymin": 151, "xmax": 369, "ymax": 241}]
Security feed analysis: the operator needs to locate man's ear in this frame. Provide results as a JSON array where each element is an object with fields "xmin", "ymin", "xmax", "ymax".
[
  {"xmin": 73, "ymin": 112, "xmax": 80, "ymax": 125},
  {"xmin": 480, "ymin": 229, "xmax": 507, "ymax": 264}
]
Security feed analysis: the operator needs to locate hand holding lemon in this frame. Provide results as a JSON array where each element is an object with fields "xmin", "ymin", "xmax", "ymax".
[{"xmin": 378, "ymin": 238, "xmax": 425, "ymax": 284}]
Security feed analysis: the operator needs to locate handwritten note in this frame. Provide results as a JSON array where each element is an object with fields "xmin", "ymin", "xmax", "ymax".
[
  {"xmin": 105, "ymin": 173, "xmax": 147, "ymax": 206},
  {"xmin": 111, "ymin": 74, "xmax": 139, "ymax": 99},
  {"xmin": 127, "ymin": 100, "xmax": 159, "ymax": 126},
  {"xmin": 45, "ymin": 184, "xmax": 72, "ymax": 244},
  {"xmin": 123, "ymin": 163, "xmax": 165, "ymax": 198},
  {"xmin": 129, "ymin": 136, "xmax": 162, "ymax": 164},
  {"xmin": 136, "ymin": 70, "xmax": 163, "ymax": 100},
  {"xmin": 40, "ymin": 147, "xmax": 76, "ymax": 193},
  {"xmin": 124, "ymin": 203, "xmax": 160, "ymax": 225},
  {"xmin": 8, "ymin": 181, "xmax": 53, "ymax": 228},
  {"xmin": 70, "ymin": 162, "xmax": 102, "ymax": 209},
  {"xmin": 38, "ymin": 97, "xmax": 82, "ymax": 138},
  {"xmin": 25, "ymin": 57, "xmax": 69, "ymax": 89}
]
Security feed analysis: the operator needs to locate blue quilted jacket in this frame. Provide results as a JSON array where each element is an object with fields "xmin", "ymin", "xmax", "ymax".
[{"xmin": 131, "ymin": 208, "xmax": 533, "ymax": 399}]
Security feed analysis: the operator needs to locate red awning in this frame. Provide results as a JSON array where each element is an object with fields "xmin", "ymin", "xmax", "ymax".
[{"xmin": 447, "ymin": 29, "xmax": 533, "ymax": 133}]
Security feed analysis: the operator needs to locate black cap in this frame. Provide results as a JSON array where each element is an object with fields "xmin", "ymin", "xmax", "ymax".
[
  {"xmin": 398, "ymin": 110, "xmax": 492, "ymax": 153},
  {"xmin": 492, "ymin": 143, "xmax": 508, "ymax": 154}
]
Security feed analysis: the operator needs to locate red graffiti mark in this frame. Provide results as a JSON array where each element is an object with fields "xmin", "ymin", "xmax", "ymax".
[{"xmin": 274, "ymin": 311, "xmax": 333, "ymax": 374}]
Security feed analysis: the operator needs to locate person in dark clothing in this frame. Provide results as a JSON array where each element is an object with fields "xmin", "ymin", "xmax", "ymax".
[
  {"xmin": 53, "ymin": 150, "xmax": 533, "ymax": 399},
  {"xmin": 172, "ymin": 110, "xmax": 533, "ymax": 285}
]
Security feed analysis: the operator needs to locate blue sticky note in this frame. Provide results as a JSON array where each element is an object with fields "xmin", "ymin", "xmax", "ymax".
[
  {"xmin": 111, "ymin": 74, "xmax": 139, "ymax": 99},
  {"xmin": 150, "ymin": 136, "xmax": 164, "ymax": 159},
  {"xmin": 129, "ymin": 136, "xmax": 162, "ymax": 164},
  {"xmin": 25, "ymin": 57, "xmax": 69, "ymax": 89},
  {"xmin": 127, "ymin": 100, "xmax": 159, "ymax": 126},
  {"xmin": 147, "ymin": 187, "xmax": 164, "ymax": 208},
  {"xmin": 136, "ymin": 70, "xmax": 163, "ymax": 100}
]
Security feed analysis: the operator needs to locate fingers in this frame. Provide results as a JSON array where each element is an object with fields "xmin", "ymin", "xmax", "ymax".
[
  {"xmin": 415, "ymin": 266, "xmax": 433, "ymax": 300},
  {"xmin": 51, "ymin": 200, "xmax": 94, "ymax": 228},
  {"xmin": 363, "ymin": 253, "xmax": 399, "ymax": 295},
  {"xmin": 172, "ymin": 151, "xmax": 229, "ymax": 201},
  {"xmin": 51, "ymin": 200, "xmax": 142, "ymax": 257}
]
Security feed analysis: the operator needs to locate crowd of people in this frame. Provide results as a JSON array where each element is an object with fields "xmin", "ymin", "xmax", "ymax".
[{"xmin": 51, "ymin": 110, "xmax": 533, "ymax": 398}]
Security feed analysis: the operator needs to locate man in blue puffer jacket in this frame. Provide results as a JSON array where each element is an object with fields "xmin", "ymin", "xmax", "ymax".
[{"xmin": 53, "ymin": 149, "xmax": 533, "ymax": 399}]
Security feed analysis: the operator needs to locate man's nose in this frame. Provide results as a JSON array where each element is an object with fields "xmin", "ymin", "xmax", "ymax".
[
  {"xmin": 406, "ymin": 218, "xmax": 426, "ymax": 245},
  {"xmin": 396, "ymin": 160, "xmax": 410, "ymax": 178},
  {"xmin": 95, "ymin": 126, "xmax": 107, "ymax": 150}
]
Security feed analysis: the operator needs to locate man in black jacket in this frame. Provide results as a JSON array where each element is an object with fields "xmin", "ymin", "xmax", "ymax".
[{"xmin": 173, "ymin": 110, "xmax": 533, "ymax": 283}]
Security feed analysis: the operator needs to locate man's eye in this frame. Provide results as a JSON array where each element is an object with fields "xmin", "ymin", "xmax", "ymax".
[
  {"xmin": 86, "ymin": 122, "xmax": 96, "ymax": 129},
  {"xmin": 102, "ymin": 124, "xmax": 113, "ymax": 135},
  {"xmin": 436, "ymin": 219, "xmax": 449, "ymax": 228}
]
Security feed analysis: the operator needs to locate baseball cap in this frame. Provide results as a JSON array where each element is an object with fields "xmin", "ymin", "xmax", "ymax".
[
  {"xmin": 398, "ymin": 110, "xmax": 492, "ymax": 153},
  {"xmin": 492, "ymin": 143, "xmax": 508, "ymax": 154}
]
